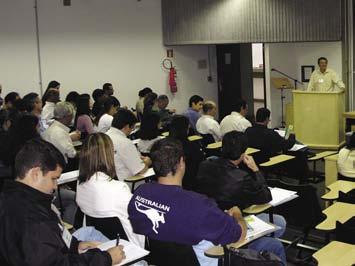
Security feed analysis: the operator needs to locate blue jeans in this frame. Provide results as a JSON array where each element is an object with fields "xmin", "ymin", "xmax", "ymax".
[
  {"xmin": 193, "ymin": 214, "xmax": 287, "ymax": 266},
  {"xmin": 248, "ymin": 214, "xmax": 287, "ymax": 265}
]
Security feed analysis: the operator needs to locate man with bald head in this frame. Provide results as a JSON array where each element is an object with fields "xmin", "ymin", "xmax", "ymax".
[{"xmin": 196, "ymin": 101, "xmax": 222, "ymax": 142}]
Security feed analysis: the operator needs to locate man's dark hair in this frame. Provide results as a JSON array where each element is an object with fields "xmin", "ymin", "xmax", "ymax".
[
  {"xmin": 23, "ymin": 93, "xmax": 39, "ymax": 112},
  {"xmin": 202, "ymin": 102, "xmax": 215, "ymax": 114},
  {"xmin": 92, "ymin": 89, "xmax": 105, "ymax": 102},
  {"xmin": 169, "ymin": 115, "xmax": 189, "ymax": 142},
  {"xmin": 188, "ymin": 95, "xmax": 204, "ymax": 107},
  {"xmin": 46, "ymin": 80, "xmax": 60, "ymax": 91},
  {"xmin": 158, "ymin": 95, "xmax": 169, "ymax": 101},
  {"xmin": 221, "ymin": 131, "xmax": 248, "ymax": 160},
  {"xmin": 318, "ymin": 57, "xmax": 328, "ymax": 64},
  {"xmin": 15, "ymin": 139, "xmax": 66, "ymax": 179},
  {"xmin": 103, "ymin": 83, "xmax": 112, "ymax": 92},
  {"xmin": 4, "ymin": 92, "xmax": 19, "ymax": 104},
  {"xmin": 139, "ymin": 87, "xmax": 153, "ymax": 98},
  {"xmin": 256, "ymin": 108, "xmax": 271, "ymax": 123},
  {"xmin": 232, "ymin": 99, "xmax": 247, "ymax": 112},
  {"xmin": 112, "ymin": 108, "xmax": 137, "ymax": 130},
  {"xmin": 150, "ymin": 138, "xmax": 184, "ymax": 177},
  {"xmin": 13, "ymin": 99, "xmax": 26, "ymax": 112}
]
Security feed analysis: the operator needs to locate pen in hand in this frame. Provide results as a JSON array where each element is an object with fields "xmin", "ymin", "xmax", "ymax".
[{"xmin": 116, "ymin": 233, "xmax": 120, "ymax": 246}]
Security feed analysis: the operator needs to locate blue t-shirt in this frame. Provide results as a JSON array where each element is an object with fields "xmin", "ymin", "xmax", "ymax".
[
  {"xmin": 183, "ymin": 107, "xmax": 201, "ymax": 131},
  {"xmin": 128, "ymin": 183, "xmax": 241, "ymax": 246}
]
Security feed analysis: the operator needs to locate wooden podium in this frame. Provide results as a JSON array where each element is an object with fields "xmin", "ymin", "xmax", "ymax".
[{"xmin": 292, "ymin": 90, "xmax": 345, "ymax": 149}]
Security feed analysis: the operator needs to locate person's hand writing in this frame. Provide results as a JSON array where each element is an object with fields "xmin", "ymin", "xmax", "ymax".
[{"xmin": 107, "ymin": 245, "xmax": 126, "ymax": 265}]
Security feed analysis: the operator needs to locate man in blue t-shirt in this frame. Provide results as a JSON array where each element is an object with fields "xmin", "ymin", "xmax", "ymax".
[{"xmin": 128, "ymin": 138, "xmax": 284, "ymax": 266}]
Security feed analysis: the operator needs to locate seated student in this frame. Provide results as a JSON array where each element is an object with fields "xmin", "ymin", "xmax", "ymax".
[
  {"xmin": 42, "ymin": 80, "xmax": 60, "ymax": 106},
  {"xmin": 41, "ymin": 89, "xmax": 60, "ymax": 130},
  {"xmin": 3, "ymin": 92, "xmax": 20, "ymax": 110},
  {"xmin": 42, "ymin": 102, "xmax": 80, "ymax": 163},
  {"xmin": 245, "ymin": 108, "xmax": 295, "ymax": 163},
  {"xmin": 143, "ymin": 92, "xmax": 158, "ymax": 116},
  {"xmin": 196, "ymin": 132, "xmax": 286, "ymax": 264},
  {"xmin": 75, "ymin": 94, "xmax": 96, "ymax": 136},
  {"xmin": 103, "ymin": 82, "xmax": 115, "ymax": 97},
  {"xmin": 196, "ymin": 101, "xmax": 222, "ymax": 142},
  {"xmin": 220, "ymin": 99, "xmax": 251, "ymax": 135},
  {"xmin": 95, "ymin": 96, "xmax": 120, "ymax": 133},
  {"xmin": 0, "ymin": 139, "xmax": 125, "ymax": 266},
  {"xmin": 92, "ymin": 89, "xmax": 107, "ymax": 117},
  {"xmin": 183, "ymin": 95, "xmax": 204, "ymax": 132},
  {"xmin": 106, "ymin": 109, "xmax": 151, "ymax": 181},
  {"xmin": 65, "ymin": 91, "xmax": 80, "ymax": 109},
  {"xmin": 338, "ymin": 133, "xmax": 355, "ymax": 180},
  {"xmin": 136, "ymin": 87, "xmax": 152, "ymax": 121},
  {"xmin": 169, "ymin": 115, "xmax": 205, "ymax": 191},
  {"xmin": 23, "ymin": 92, "xmax": 44, "ymax": 133},
  {"xmin": 76, "ymin": 133, "xmax": 145, "ymax": 247},
  {"xmin": 128, "ymin": 138, "xmax": 247, "ymax": 266},
  {"xmin": 157, "ymin": 94, "xmax": 175, "ymax": 128},
  {"xmin": 137, "ymin": 112, "xmax": 162, "ymax": 155}
]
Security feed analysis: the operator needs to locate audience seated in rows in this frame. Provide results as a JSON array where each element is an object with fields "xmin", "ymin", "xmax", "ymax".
[
  {"xmin": 76, "ymin": 133, "xmax": 145, "ymax": 247},
  {"xmin": 183, "ymin": 95, "xmax": 204, "ymax": 132},
  {"xmin": 0, "ymin": 139, "xmax": 125, "ymax": 265},
  {"xmin": 196, "ymin": 101, "xmax": 221, "ymax": 142},
  {"xmin": 106, "ymin": 109, "xmax": 151, "ymax": 181},
  {"xmin": 137, "ymin": 112, "xmax": 162, "ymax": 155},
  {"xmin": 169, "ymin": 115, "xmax": 204, "ymax": 191}
]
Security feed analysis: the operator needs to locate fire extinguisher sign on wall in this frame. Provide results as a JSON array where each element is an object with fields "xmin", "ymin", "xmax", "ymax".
[{"xmin": 162, "ymin": 58, "xmax": 177, "ymax": 93}]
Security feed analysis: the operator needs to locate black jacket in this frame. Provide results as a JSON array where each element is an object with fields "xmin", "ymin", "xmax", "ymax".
[
  {"xmin": 196, "ymin": 157, "xmax": 272, "ymax": 210},
  {"xmin": 245, "ymin": 124, "xmax": 295, "ymax": 163},
  {"xmin": 0, "ymin": 181, "xmax": 112, "ymax": 266}
]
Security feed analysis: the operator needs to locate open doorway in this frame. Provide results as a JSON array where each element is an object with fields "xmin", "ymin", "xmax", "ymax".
[{"xmin": 216, "ymin": 43, "xmax": 266, "ymax": 121}]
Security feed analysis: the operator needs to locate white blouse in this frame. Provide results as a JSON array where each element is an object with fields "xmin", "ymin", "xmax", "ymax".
[{"xmin": 76, "ymin": 172, "xmax": 145, "ymax": 247}]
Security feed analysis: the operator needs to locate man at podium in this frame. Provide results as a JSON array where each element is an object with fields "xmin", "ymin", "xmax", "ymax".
[{"xmin": 307, "ymin": 57, "xmax": 345, "ymax": 92}]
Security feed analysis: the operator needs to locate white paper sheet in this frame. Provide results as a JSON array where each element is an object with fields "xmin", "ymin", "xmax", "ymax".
[{"xmin": 268, "ymin": 187, "xmax": 298, "ymax": 207}]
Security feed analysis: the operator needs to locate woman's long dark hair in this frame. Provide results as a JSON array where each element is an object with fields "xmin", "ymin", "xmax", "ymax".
[
  {"xmin": 42, "ymin": 80, "xmax": 60, "ymax": 105},
  {"xmin": 74, "ymin": 94, "xmax": 91, "ymax": 128},
  {"xmin": 94, "ymin": 96, "xmax": 119, "ymax": 125}
]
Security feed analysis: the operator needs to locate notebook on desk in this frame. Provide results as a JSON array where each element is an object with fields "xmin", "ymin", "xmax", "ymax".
[
  {"xmin": 268, "ymin": 187, "xmax": 298, "ymax": 207},
  {"xmin": 245, "ymin": 215, "xmax": 279, "ymax": 241},
  {"xmin": 98, "ymin": 239, "xmax": 149, "ymax": 266}
]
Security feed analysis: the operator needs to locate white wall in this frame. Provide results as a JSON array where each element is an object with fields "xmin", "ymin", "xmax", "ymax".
[
  {"xmin": 265, "ymin": 42, "xmax": 343, "ymax": 127},
  {"xmin": 0, "ymin": 0, "xmax": 218, "ymax": 113}
]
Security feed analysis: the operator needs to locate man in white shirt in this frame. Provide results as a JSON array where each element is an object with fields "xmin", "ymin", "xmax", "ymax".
[
  {"xmin": 42, "ymin": 102, "xmax": 80, "ymax": 163},
  {"xmin": 220, "ymin": 99, "xmax": 252, "ymax": 135},
  {"xmin": 307, "ymin": 57, "xmax": 345, "ymax": 92},
  {"xmin": 196, "ymin": 101, "xmax": 221, "ymax": 142},
  {"xmin": 106, "ymin": 109, "xmax": 151, "ymax": 181},
  {"xmin": 41, "ymin": 89, "xmax": 60, "ymax": 130}
]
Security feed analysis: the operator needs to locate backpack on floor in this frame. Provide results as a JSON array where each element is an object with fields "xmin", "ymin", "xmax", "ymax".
[{"xmin": 225, "ymin": 248, "xmax": 284, "ymax": 266}]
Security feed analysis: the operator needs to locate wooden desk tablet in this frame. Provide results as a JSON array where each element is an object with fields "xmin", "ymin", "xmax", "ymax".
[
  {"xmin": 316, "ymin": 202, "xmax": 355, "ymax": 231},
  {"xmin": 188, "ymin": 135, "xmax": 203, "ymax": 141},
  {"xmin": 243, "ymin": 203, "xmax": 272, "ymax": 215},
  {"xmin": 308, "ymin": 151, "xmax": 338, "ymax": 161},
  {"xmin": 206, "ymin": 141, "xmax": 222, "ymax": 149},
  {"xmin": 259, "ymin": 154, "xmax": 295, "ymax": 167},
  {"xmin": 245, "ymin": 148, "xmax": 260, "ymax": 155},
  {"xmin": 322, "ymin": 180, "xmax": 355, "ymax": 201},
  {"xmin": 313, "ymin": 241, "xmax": 355, "ymax": 266}
]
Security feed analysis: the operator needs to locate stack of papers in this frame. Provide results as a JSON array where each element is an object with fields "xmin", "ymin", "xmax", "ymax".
[
  {"xmin": 268, "ymin": 187, "xmax": 298, "ymax": 207},
  {"xmin": 289, "ymin": 144, "xmax": 307, "ymax": 151},
  {"xmin": 245, "ymin": 215, "xmax": 278, "ymax": 240},
  {"xmin": 98, "ymin": 239, "xmax": 149, "ymax": 266}
]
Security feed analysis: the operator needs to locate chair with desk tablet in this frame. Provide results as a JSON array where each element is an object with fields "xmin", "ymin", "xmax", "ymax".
[{"xmin": 335, "ymin": 217, "xmax": 355, "ymax": 245}]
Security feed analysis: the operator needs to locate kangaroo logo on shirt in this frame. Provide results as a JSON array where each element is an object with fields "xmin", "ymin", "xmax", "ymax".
[{"xmin": 135, "ymin": 196, "xmax": 170, "ymax": 234}]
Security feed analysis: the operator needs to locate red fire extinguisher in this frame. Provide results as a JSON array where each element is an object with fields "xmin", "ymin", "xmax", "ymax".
[{"xmin": 163, "ymin": 59, "xmax": 177, "ymax": 93}]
